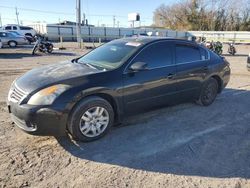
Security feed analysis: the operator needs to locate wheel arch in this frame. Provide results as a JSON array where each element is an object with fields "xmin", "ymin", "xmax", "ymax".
[
  {"xmin": 210, "ymin": 75, "xmax": 223, "ymax": 93},
  {"xmin": 8, "ymin": 40, "xmax": 17, "ymax": 46},
  {"xmin": 67, "ymin": 89, "xmax": 122, "ymax": 126}
]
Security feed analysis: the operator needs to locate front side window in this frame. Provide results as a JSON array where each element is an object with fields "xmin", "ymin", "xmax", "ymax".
[
  {"xmin": 132, "ymin": 41, "xmax": 173, "ymax": 69},
  {"xmin": 13, "ymin": 26, "xmax": 17, "ymax": 30},
  {"xmin": 176, "ymin": 45, "xmax": 201, "ymax": 64},
  {"xmin": 5, "ymin": 26, "xmax": 11, "ymax": 30},
  {"xmin": 77, "ymin": 40, "xmax": 141, "ymax": 70}
]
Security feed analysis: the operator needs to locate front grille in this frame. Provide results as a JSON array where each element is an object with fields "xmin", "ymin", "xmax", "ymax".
[{"xmin": 9, "ymin": 84, "xmax": 27, "ymax": 103}]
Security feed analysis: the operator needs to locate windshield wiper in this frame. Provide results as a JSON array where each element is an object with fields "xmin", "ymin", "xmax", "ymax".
[
  {"xmin": 84, "ymin": 62, "xmax": 98, "ymax": 70},
  {"xmin": 71, "ymin": 58, "xmax": 78, "ymax": 63}
]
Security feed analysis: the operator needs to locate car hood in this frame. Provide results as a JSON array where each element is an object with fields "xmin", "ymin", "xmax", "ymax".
[{"xmin": 16, "ymin": 61, "xmax": 102, "ymax": 93}]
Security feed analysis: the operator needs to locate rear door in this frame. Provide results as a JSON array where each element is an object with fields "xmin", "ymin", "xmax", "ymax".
[
  {"xmin": 122, "ymin": 41, "xmax": 177, "ymax": 114},
  {"xmin": 174, "ymin": 42, "xmax": 209, "ymax": 101}
]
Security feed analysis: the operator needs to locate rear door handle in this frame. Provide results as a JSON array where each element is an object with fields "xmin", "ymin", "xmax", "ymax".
[{"xmin": 167, "ymin": 73, "xmax": 175, "ymax": 79}]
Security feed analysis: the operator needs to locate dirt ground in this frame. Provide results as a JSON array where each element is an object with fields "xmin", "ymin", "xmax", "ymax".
[{"xmin": 0, "ymin": 43, "xmax": 250, "ymax": 188}]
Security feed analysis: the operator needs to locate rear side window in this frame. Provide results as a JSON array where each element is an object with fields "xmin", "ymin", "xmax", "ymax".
[
  {"xmin": 132, "ymin": 41, "xmax": 173, "ymax": 69},
  {"xmin": 5, "ymin": 26, "xmax": 11, "ymax": 30},
  {"xmin": 176, "ymin": 45, "xmax": 201, "ymax": 64},
  {"xmin": 13, "ymin": 26, "xmax": 17, "ymax": 30}
]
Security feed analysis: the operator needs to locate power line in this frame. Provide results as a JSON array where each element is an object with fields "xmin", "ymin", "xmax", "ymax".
[
  {"xmin": 0, "ymin": 5, "xmax": 75, "ymax": 15},
  {"xmin": 0, "ymin": 5, "xmax": 152, "ymax": 20}
]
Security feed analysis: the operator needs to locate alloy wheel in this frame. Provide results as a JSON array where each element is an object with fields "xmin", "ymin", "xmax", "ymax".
[{"xmin": 79, "ymin": 106, "xmax": 109, "ymax": 138}]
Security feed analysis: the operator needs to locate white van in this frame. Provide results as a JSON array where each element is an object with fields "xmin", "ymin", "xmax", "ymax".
[{"xmin": 2, "ymin": 25, "xmax": 36, "ymax": 37}]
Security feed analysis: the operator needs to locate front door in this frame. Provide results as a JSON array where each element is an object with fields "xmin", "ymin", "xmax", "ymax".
[{"xmin": 122, "ymin": 41, "xmax": 177, "ymax": 114}]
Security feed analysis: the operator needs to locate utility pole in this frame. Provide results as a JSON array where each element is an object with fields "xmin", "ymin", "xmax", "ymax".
[
  {"xmin": 15, "ymin": 7, "xmax": 20, "ymax": 25},
  {"xmin": 113, "ymin": 15, "xmax": 116, "ymax": 27},
  {"xmin": 0, "ymin": 14, "xmax": 2, "ymax": 27},
  {"xmin": 76, "ymin": 0, "xmax": 82, "ymax": 48},
  {"xmin": 82, "ymin": 13, "xmax": 86, "ymax": 25}
]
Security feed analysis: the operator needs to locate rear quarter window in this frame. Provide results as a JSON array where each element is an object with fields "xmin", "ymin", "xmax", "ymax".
[{"xmin": 200, "ymin": 47, "xmax": 209, "ymax": 60}]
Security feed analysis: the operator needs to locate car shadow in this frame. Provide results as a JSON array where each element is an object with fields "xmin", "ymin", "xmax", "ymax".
[
  {"xmin": 56, "ymin": 88, "xmax": 250, "ymax": 179},
  {"xmin": 222, "ymin": 54, "xmax": 249, "ymax": 57}
]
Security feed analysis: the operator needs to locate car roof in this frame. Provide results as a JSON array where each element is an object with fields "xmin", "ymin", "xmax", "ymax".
[{"xmin": 115, "ymin": 37, "xmax": 196, "ymax": 45}]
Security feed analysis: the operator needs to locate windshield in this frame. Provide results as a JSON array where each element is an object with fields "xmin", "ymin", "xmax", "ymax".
[{"xmin": 76, "ymin": 40, "xmax": 142, "ymax": 70}]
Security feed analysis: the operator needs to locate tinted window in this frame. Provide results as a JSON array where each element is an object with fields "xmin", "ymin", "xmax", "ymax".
[
  {"xmin": 132, "ymin": 42, "xmax": 173, "ymax": 68},
  {"xmin": 5, "ymin": 26, "xmax": 11, "ymax": 30},
  {"xmin": 176, "ymin": 45, "xmax": 201, "ymax": 64},
  {"xmin": 200, "ymin": 48, "xmax": 208, "ymax": 60},
  {"xmin": 20, "ymin": 26, "xmax": 32, "ymax": 30},
  {"xmin": 13, "ymin": 26, "xmax": 17, "ymax": 30}
]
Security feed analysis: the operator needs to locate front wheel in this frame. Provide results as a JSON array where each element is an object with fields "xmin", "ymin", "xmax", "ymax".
[
  {"xmin": 8, "ymin": 41, "xmax": 17, "ymax": 48},
  {"xmin": 67, "ymin": 96, "xmax": 114, "ymax": 142},
  {"xmin": 32, "ymin": 46, "xmax": 38, "ymax": 55},
  {"xmin": 197, "ymin": 78, "xmax": 218, "ymax": 106}
]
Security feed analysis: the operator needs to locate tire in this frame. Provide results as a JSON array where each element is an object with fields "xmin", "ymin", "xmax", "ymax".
[
  {"xmin": 197, "ymin": 77, "xmax": 219, "ymax": 106},
  {"xmin": 8, "ymin": 41, "xmax": 17, "ymax": 48},
  {"xmin": 47, "ymin": 44, "xmax": 53, "ymax": 53},
  {"xmin": 67, "ymin": 96, "xmax": 114, "ymax": 142},
  {"xmin": 32, "ymin": 46, "xmax": 38, "ymax": 55}
]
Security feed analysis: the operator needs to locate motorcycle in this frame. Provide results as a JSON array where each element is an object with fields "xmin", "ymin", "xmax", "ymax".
[
  {"xmin": 205, "ymin": 41, "xmax": 223, "ymax": 55},
  {"xmin": 32, "ymin": 35, "xmax": 53, "ymax": 55},
  {"xmin": 228, "ymin": 43, "xmax": 236, "ymax": 55}
]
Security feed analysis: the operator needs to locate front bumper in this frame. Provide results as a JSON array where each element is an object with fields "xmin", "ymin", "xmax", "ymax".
[{"xmin": 7, "ymin": 101, "xmax": 68, "ymax": 136}]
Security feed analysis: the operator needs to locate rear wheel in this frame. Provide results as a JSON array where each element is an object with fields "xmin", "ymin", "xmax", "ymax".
[
  {"xmin": 68, "ymin": 96, "xmax": 114, "ymax": 142},
  {"xmin": 197, "ymin": 77, "xmax": 218, "ymax": 106},
  {"xmin": 8, "ymin": 41, "xmax": 17, "ymax": 48},
  {"xmin": 47, "ymin": 44, "xmax": 53, "ymax": 53}
]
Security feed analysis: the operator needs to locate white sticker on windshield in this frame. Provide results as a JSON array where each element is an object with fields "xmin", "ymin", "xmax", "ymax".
[{"xmin": 125, "ymin": 42, "xmax": 142, "ymax": 47}]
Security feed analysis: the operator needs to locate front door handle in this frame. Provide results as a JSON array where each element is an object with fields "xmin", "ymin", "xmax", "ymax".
[{"xmin": 203, "ymin": 66, "xmax": 208, "ymax": 71}]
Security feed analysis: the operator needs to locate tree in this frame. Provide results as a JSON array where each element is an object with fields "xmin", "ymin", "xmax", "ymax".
[{"xmin": 153, "ymin": 0, "xmax": 250, "ymax": 31}]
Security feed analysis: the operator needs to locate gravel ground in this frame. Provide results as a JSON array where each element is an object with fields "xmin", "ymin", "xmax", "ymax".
[{"xmin": 0, "ymin": 44, "xmax": 250, "ymax": 188}]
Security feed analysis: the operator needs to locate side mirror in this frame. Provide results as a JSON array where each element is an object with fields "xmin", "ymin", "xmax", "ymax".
[{"xmin": 129, "ymin": 62, "xmax": 148, "ymax": 72}]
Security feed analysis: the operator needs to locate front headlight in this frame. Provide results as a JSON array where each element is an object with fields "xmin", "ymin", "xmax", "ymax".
[{"xmin": 27, "ymin": 84, "xmax": 70, "ymax": 105}]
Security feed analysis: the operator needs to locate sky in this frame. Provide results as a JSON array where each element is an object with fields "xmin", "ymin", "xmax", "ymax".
[{"xmin": 0, "ymin": 0, "xmax": 176, "ymax": 27}]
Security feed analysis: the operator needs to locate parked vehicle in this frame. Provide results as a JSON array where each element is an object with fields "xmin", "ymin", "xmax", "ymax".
[
  {"xmin": 9, "ymin": 31, "xmax": 35, "ymax": 44},
  {"xmin": 214, "ymin": 41, "xmax": 223, "ymax": 55},
  {"xmin": 0, "ymin": 39, "xmax": 2, "ymax": 48},
  {"xmin": 247, "ymin": 53, "xmax": 250, "ymax": 71},
  {"xmin": 7, "ymin": 37, "xmax": 231, "ymax": 142},
  {"xmin": 0, "ymin": 31, "xmax": 29, "ymax": 47},
  {"xmin": 228, "ymin": 43, "xmax": 236, "ymax": 55},
  {"xmin": 205, "ymin": 41, "xmax": 223, "ymax": 55},
  {"xmin": 2, "ymin": 24, "xmax": 36, "ymax": 37},
  {"xmin": 32, "ymin": 35, "xmax": 53, "ymax": 55}
]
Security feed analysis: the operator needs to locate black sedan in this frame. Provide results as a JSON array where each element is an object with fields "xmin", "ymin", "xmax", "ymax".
[{"xmin": 7, "ymin": 37, "xmax": 231, "ymax": 142}]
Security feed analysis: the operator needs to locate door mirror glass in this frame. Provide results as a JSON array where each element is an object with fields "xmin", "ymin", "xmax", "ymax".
[{"xmin": 129, "ymin": 62, "xmax": 148, "ymax": 71}]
